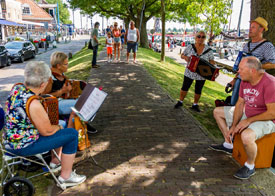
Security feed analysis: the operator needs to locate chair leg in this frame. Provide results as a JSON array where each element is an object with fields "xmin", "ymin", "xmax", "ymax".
[
  {"xmin": 35, "ymin": 154, "xmax": 66, "ymax": 190},
  {"xmin": 52, "ymin": 149, "xmax": 61, "ymax": 163}
]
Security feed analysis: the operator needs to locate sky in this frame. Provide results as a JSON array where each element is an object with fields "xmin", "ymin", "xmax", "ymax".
[{"xmin": 68, "ymin": 0, "xmax": 251, "ymax": 31}]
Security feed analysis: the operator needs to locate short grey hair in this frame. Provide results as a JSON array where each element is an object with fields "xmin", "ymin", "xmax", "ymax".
[
  {"xmin": 243, "ymin": 56, "xmax": 263, "ymax": 71},
  {"xmin": 24, "ymin": 61, "xmax": 51, "ymax": 88}
]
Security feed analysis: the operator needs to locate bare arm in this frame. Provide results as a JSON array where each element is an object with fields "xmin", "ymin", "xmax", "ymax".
[
  {"xmin": 209, "ymin": 60, "xmax": 215, "ymax": 65},
  {"xmin": 262, "ymin": 63, "xmax": 275, "ymax": 70},
  {"xmin": 181, "ymin": 53, "xmax": 190, "ymax": 62},
  {"xmin": 244, "ymin": 103, "xmax": 275, "ymax": 124},
  {"xmin": 226, "ymin": 97, "xmax": 245, "ymax": 141},
  {"xmin": 124, "ymin": 29, "xmax": 128, "ymax": 43},
  {"xmin": 136, "ymin": 29, "xmax": 140, "ymax": 42},
  {"xmin": 43, "ymin": 79, "xmax": 72, "ymax": 98},
  {"xmin": 29, "ymin": 99, "xmax": 60, "ymax": 136}
]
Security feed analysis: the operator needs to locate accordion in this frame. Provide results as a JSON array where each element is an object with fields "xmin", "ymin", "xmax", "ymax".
[
  {"xmin": 63, "ymin": 80, "xmax": 87, "ymax": 99},
  {"xmin": 40, "ymin": 95, "xmax": 59, "ymax": 125},
  {"xmin": 187, "ymin": 55, "xmax": 219, "ymax": 81}
]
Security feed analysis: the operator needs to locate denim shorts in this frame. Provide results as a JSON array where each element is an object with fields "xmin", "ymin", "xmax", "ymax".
[
  {"xmin": 7, "ymin": 128, "xmax": 78, "ymax": 156},
  {"xmin": 127, "ymin": 42, "xmax": 137, "ymax": 53},
  {"xmin": 114, "ymin": 37, "xmax": 121, "ymax": 43}
]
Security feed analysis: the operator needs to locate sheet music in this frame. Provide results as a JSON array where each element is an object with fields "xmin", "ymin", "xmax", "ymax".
[{"xmin": 79, "ymin": 87, "xmax": 107, "ymax": 121}]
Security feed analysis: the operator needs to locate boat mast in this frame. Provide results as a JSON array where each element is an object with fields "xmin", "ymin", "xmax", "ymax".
[{"xmin": 237, "ymin": 0, "xmax": 244, "ymax": 36}]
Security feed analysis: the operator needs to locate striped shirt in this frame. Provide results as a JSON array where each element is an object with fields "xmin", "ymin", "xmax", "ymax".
[
  {"xmin": 243, "ymin": 41, "xmax": 275, "ymax": 64},
  {"xmin": 183, "ymin": 44, "xmax": 214, "ymax": 80}
]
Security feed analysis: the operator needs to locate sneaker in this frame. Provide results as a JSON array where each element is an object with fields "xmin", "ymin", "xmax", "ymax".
[
  {"xmin": 233, "ymin": 166, "xmax": 255, "ymax": 180},
  {"xmin": 191, "ymin": 104, "xmax": 200, "ymax": 112},
  {"xmin": 174, "ymin": 101, "xmax": 183, "ymax": 109},
  {"xmin": 209, "ymin": 144, "xmax": 233, "ymax": 154},
  {"xmin": 58, "ymin": 170, "xmax": 86, "ymax": 187},
  {"xmin": 133, "ymin": 60, "xmax": 137, "ymax": 64},
  {"xmin": 92, "ymin": 65, "xmax": 100, "ymax": 68},
  {"xmin": 86, "ymin": 124, "xmax": 98, "ymax": 134},
  {"xmin": 50, "ymin": 162, "xmax": 61, "ymax": 172}
]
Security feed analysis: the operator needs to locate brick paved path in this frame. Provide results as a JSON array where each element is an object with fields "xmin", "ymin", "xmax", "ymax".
[{"xmin": 57, "ymin": 48, "xmax": 265, "ymax": 196}]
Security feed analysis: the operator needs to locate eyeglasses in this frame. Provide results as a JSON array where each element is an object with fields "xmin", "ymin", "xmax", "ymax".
[{"xmin": 197, "ymin": 35, "xmax": 206, "ymax": 39}]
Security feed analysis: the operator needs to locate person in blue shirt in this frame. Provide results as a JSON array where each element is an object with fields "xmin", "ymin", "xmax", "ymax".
[{"xmin": 120, "ymin": 25, "xmax": 126, "ymax": 50}]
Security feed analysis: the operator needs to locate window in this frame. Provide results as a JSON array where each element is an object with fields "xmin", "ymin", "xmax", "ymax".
[{"xmin": 22, "ymin": 4, "xmax": 31, "ymax": 15}]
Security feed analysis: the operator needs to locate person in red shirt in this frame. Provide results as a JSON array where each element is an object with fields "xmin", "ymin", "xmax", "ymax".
[{"xmin": 210, "ymin": 56, "xmax": 275, "ymax": 179}]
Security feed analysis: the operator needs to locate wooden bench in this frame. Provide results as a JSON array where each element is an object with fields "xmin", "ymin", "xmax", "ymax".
[{"xmin": 233, "ymin": 132, "xmax": 275, "ymax": 168}]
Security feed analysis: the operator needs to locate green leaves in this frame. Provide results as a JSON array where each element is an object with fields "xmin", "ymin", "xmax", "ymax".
[
  {"xmin": 47, "ymin": 0, "xmax": 72, "ymax": 24},
  {"xmin": 174, "ymin": 0, "xmax": 232, "ymax": 36}
]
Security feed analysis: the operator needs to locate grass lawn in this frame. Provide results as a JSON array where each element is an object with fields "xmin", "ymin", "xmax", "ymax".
[
  {"xmin": 65, "ymin": 37, "xmax": 105, "ymax": 80},
  {"xmin": 137, "ymin": 48, "xmax": 229, "ymax": 139}
]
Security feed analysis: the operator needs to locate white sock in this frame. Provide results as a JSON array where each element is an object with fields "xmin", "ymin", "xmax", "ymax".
[
  {"xmin": 223, "ymin": 142, "xmax": 233, "ymax": 149},
  {"xmin": 179, "ymin": 100, "xmax": 183, "ymax": 103},
  {"xmin": 193, "ymin": 103, "xmax": 198, "ymax": 106},
  {"xmin": 244, "ymin": 162, "xmax": 255, "ymax": 170}
]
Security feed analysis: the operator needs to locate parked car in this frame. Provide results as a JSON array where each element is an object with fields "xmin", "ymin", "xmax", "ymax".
[
  {"xmin": 5, "ymin": 41, "xmax": 36, "ymax": 63},
  {"xmin": 0, "ymin": 45, "xmax": 11, "ymax": 67}
]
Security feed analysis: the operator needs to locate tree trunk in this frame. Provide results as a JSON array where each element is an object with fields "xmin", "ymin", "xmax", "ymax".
[
  {"xmin": 251, "ymin": 0, "xmax": 275, "ymax": 44},
  {"xmin": 139, "ymin": 20, "xmax": 149, "ymax": 48},
  {"xmin": 161, "ymin": 0, "xmax": 165, "ymax": 61}
]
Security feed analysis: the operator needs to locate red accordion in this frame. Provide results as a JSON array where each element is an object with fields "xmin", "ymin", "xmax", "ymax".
[{"xmin": 187, "ymin": 55, "xmax": 219, "ymax": 81}]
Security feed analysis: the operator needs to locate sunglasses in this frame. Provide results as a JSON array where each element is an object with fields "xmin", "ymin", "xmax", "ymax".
[{"xmin": 197, "ymin": 35, "xmax": 206, "ymax": 39}]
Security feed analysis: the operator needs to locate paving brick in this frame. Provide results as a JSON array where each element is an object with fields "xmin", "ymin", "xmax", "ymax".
[{"xmin": 56, "ymin": 48, "xmax": 266, "ymax": 196}]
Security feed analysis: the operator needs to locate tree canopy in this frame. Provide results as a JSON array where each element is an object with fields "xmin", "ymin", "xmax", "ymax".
[
  {"xmin": 68, "ymin": 0, "xmax": 232, "ymax": 47},
  {"xmin": 46, "ymin": 0, "xmax": 72, "ymax": 24}
]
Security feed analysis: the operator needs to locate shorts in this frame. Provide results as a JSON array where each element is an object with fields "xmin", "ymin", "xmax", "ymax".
[
  {"xmin": 127, "ymin": 42, "xmax": 137, "ymax": 53},
  {"xmin": 224, "ymin": 106, "xmax": 275, "ymax": 140},
  {"xmin": 114, "ymin": 37, "xmax": 121, "ymax": 43},
  {"xmin": 107, "ymin": 47, "xmax": 113, "ymax": 54}
]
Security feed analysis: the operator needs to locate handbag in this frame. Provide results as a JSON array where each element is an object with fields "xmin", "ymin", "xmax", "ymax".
[
  {"xmin": 88, "ymin": 39, "xmax": 93, "ymax": 50},
  {"xmin": 74, "ymin": 116, "xmax": 91, "ymax": 151}
]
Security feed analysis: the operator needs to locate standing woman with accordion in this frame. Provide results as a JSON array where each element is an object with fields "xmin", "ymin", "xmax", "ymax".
[{"xmin": 174, "ymin": 31, "xmax": 215, "ymax": 112}]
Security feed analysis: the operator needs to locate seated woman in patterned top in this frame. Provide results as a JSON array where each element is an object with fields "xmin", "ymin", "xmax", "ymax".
[{"xmin": 3, "ymin": 61, "xmax": 86, "ymax": 187}]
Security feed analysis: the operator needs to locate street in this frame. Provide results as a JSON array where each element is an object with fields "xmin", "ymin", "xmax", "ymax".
[{"xmin": 0, "ymin": 35, "xmax": 90, "ymax": 106}]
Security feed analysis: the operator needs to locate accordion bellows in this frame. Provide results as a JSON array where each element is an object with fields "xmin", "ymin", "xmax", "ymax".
[
  {"xmin": 63, "ymin": 80, "xmax": 87, "ymax": 99},
  {"xmin": 187, "ymin": 55, "xmax": 219, "ymax": 81},
  {"xmin": 41, "ymin": 95, "xmax": 59, "ymax": 125}
]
